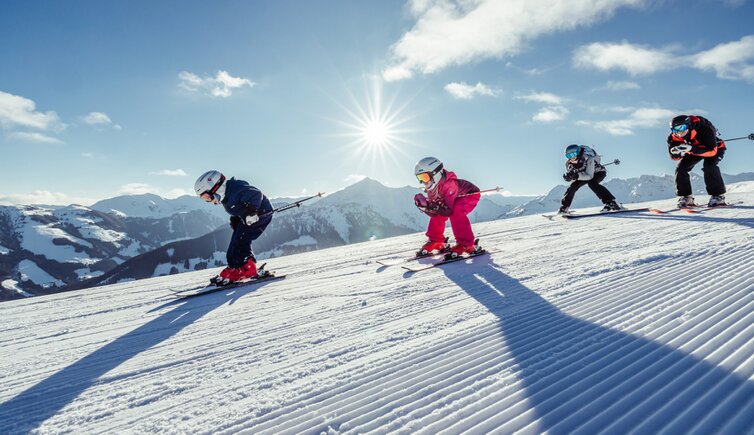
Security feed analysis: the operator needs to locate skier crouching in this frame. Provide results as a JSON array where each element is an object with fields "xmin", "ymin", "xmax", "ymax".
[
  {"xmin": 559, "ymin": 144, "xmax": 621, "ymax": 214},
  {"xmin": 413, "ymin": 157, "xmax": 481, "ymax": 258},
  {"xmin": 194, "ymin": 170, "xmax": 272, "ymax": 284},
  {"xmin": 667, "ymin": 114, "xmax": 727, "ymax": 208}
]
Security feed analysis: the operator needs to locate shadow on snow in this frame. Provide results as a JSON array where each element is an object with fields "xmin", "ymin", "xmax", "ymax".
[
  {"xmin": 439, "ymin": 257, "xmax": 754, "ymax": 433},
  {"xmin": 0, "ymin": 282, "xmax": 274, "ymax": 433}
]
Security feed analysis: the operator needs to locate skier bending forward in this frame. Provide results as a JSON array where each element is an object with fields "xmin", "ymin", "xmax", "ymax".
[
  {"xmin": 194, "ymin": 170, "xmax": 272, "ymax": 284},
  {"xmin": 559, "ymin": 144, "xmax": 622, "ymax": 214},
  {"xmin": 413, "ymin": 157, "xmax": 481, "ymax": 258}
]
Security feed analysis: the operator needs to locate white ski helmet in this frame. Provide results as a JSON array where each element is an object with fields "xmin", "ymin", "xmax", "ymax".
[
  {"xmin": 414, "ymin": 156, "xmax": 444, "ymax": 190},
  {"xmin": 194, "ymin": 170, "xmax": 227, "ymax": 201}
]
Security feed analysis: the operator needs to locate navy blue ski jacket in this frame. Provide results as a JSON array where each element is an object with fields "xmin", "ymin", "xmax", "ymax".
[{"xmin": 222, "ymin": 178, "xmax": 273, "ymax": 219}]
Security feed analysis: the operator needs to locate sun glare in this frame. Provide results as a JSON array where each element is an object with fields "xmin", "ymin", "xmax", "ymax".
[
  {"xmin": 362, "ymin": 120, "xmax": 390, "ymax": 147},
  {"xmin": 325, "ymin": 75, "xmax": 420, "ymax": 178}
]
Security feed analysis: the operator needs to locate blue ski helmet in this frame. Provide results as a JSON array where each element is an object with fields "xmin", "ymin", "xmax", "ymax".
[{"xmin": 564, "ymin": 144, "xmax": 582, "ymax": 160}]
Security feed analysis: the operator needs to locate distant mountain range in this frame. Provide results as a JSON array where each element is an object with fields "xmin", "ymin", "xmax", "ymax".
[{"xmin": 2, "ymin": 173, "xmax": 753, "ymax": 300}]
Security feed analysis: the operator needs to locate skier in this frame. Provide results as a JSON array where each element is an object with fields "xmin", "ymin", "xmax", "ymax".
[
  {"xmin": 413, "ymin": 157, "xmax": 481, "ymax": 258},
  {"xmin": 559, "ymin": 144, "xmax": 621, "ymax": 214},
  {"xmin": 194, "ymin": 170, "xmax": 273, "ymax": 284},
  {"xmin": 667, "ymin": 115, "xmax": 727, "ymax": 207}
]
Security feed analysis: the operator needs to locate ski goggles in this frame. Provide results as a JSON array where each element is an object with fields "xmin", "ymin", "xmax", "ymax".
[
  {"xmin": 416, "ymin": 172, "xmax": 432, "ymax": 184},
  {"xmin": 671, "ymin": 124, "xmax": 689, "ymax": 134},
  {"xmin": 200, "ymin": 192, "xmax": 214, "ymax": 202},
  {"xmin": 565, "ymin": 150, "xmax": 580, "ymax": 159}
]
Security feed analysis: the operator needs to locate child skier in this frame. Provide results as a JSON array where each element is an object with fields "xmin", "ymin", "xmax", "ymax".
[
  {"xmin": 667, "ymin": 115, "xmax": 727, "ymax": 208},
  {"xmin": 413, "ymin": 157, "xmax": 481, "ymax": 258},
  {"xmin": 559, "ymin": 144, "xmax": 621, "ymax": 214},
  {"xmin": 194, "ymin": 170, "xmax": 273, "ymax": 284}
]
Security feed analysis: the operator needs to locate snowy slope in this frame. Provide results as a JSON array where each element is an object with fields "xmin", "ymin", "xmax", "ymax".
[{"xmin": 1, "ymin": 186, "xmax": 753, "ymax": 433}]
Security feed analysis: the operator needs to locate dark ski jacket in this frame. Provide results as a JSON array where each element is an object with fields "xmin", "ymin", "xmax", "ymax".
[
  {"xmin": 222, "ymin": 178, "xmax": 273, "ymax": 221},
  {"xmin": 667, "ymin": 115, "xmax": 725, "ymax": 160}
]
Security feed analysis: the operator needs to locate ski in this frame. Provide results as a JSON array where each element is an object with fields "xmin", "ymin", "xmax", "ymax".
[
  {"xmin": 649, "ymin": 201, "xmax": 742, "ymax": 214},
  {"xmin": 171, "ymin": 265, "xmax": 284, "ymax": 298},
  {"xmin": 377, "ymin": 251, "xmax": 449, "ymax": 266},
  {"xmin": 559, "ymin": 208, "xmax": 650, "ymax": 219},
  {"xmin": 402, "ymin": 249, "xmax": 489, "ymax": 273},
  {"xmin": 680, "ymin": 201, "xmax": 742, "ymax": 213},
  {"xmin": 376, "ymin": 238, "xmax": 451, "ymax": 266}
]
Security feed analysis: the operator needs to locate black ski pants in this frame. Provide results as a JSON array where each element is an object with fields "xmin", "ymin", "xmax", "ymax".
[
  {"xmin": 675, "ymin": 149, "xmax": 726, "ymax": 197},
  {"xmin": 561, "ymin": 171, "xmax": 615, "ymax": 209}
]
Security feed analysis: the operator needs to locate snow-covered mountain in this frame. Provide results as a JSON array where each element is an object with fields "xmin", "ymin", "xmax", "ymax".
[
  {"xmin": 91, "ymin": 193, "xmax": 226, "ymax": 219},
  {"xmin": 0, "ymin": 204, "xmax": 226, "ymax": 300},
  {"xmin": 1, "ymin": 183, "xmax": 753, "ymax": 433}
]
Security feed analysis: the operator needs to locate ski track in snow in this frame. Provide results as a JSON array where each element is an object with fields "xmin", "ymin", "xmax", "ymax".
[{"xmin": 1, "ymin": 194, "xmax": 754, "ymax": 434}]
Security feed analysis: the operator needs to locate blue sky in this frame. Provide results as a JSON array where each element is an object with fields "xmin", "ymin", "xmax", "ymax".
[{"xmin": 1, "ymin": 0, "xmax": 753, "ymax": 205}]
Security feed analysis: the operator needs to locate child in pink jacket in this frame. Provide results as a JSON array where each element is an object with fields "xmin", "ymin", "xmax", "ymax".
[{"xmin": 413, "ymin": 157, "xmax": 481, "ymax": 257}]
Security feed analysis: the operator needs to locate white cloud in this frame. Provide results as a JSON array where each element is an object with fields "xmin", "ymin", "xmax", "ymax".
[
  {"xmin": 0, "ymin": 191, "xmax": 95, "ymax": 206},
  {"xmin": 691, "ymin": 35, "xmax": 754, "ymax": 82},
  {"xmin": 118, "ymin": 183, "xmax": 154, "ymax": 195},
  {"xmin": 573, "ymin": 41, "xmax": 673, "ymax": 75},
  {"xmin": 577, "ymin": 107, "xmax": 677, "ymax": 136},
  {"xmin": 0, "ymin": 91, "xmax": 64, "ymax": 130},
  {"xmin": 179, "ymin": 70, "xmax": 256, "ymax": 98},
  {"xmin": 81, "ymin": 153, "xmax": 94, "ymax": 158},
  {"xmin": 515, "ymin": 92, "xmax": 563, "ymax": 105},
  {"xmin": 574, "ymin": 35, "xmax": 754, "ymax": 82},
  {"xmin": 80, "ymin": 111, "xmax": 122, "ymax": 130},
  {"xmin": 383, "ymin": 0, "xmax": 646, "ymax": 80},
  {"xmin": 533, "ymin": 106, "xmax": 569, "ymax": 123},
  {"xmin": 444, "ymin": 82, "xmax": 499, "ymax": 99},
  {"xmin": 605, "ymin": 80, "xmax": 640, "ymax": 91},
  {"xmin": 6, "ymin": 131, "xmax": 63, "ymax": 144},
  {"xmin": 153, "ymin": 169, "xmax": 188, "ymax": 177},
  {"xmin": 81, "ymin": 112, "xmax": 111, "ymax": 125}
]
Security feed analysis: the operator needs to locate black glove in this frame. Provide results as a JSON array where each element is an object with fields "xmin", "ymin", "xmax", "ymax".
[
  {"xmin": 749, "ymin": 133, "xmax": 754, "ymax": 140},
  {"xmin": 563, "ymin": 170, "xmax": 578, "ymax": 182},
  {"xmin": 229, "ymin": 215, "xmax": 241, "ymax": 231}
]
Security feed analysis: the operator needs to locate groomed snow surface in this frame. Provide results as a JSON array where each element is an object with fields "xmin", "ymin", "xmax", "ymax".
[{"xmin": 1, "ymin": 188, "xmax": 754, "ymax": 434}]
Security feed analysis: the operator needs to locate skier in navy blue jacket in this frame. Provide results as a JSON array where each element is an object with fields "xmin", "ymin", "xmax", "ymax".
[{"xmin": 194, "ymin": 170, "xmax": 273, "ymax": 284}]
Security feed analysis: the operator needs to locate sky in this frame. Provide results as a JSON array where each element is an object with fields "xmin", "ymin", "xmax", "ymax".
[{"xmin": 1, "ymin": 0, "xmax": 753, "ymax": 205}]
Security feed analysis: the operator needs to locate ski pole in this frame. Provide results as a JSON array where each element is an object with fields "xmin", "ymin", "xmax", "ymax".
[
  {"xmin": 458, "ymin": 186, "xmax": 503, "ymax": 198},
  {"xmin": 259, "ymin": 192, "xmax": 324, "ymax": 218},
  {"xmin": 602, "ymin": 159, "xmax": 621, "ymax": 166},
  {"xmin": 722, "ymin": 133, "xmax": 754, "ymax": 142}
]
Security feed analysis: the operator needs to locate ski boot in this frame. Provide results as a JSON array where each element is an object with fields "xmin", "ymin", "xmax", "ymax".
[
  {"xmin": 708, "ymin": 195, "xmax": 726, "ymax": 207},
  {"xmin": 601, "ymin": 201, "xmax": 623, "ymax": 212},
  {"xmin": 235, "ymin": 256, "xmax": 258, "ymax": 280},
  {"xmin": 677, "ymin": 195, "xmax": 696, "ymax": 208},
  {"xmin": 446, "ymin": 239, "xmax": 483, "ymax": 259},
  {"xmin": 557, "ymin": 206, "xmax": 569, "ymax": 215},
  {"xmin": 211, "ymin": 266, "xmax": 242, "ymax": 286},
  {"xmin": 417, "ymin": 237, "xmax": 450, "ymax": 257}
]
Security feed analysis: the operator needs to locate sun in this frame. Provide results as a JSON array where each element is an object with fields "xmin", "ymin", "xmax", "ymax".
[
  {"xmin": 324, "ymin": 75, "xmax": 420, "ymax": 179},
  {"xmin": 361, "ymin": 120, "xmax": 391, "ymax": 148}
]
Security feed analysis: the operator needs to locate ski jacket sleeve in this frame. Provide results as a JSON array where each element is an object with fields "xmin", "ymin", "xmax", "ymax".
[
  {"xmin": 430, "ymin": 178, "xmax": 457, "ymax": 217},
  {"xmin": 238, "ymin": 186, "xmax": 265, "ymax": 214}
]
